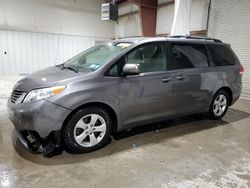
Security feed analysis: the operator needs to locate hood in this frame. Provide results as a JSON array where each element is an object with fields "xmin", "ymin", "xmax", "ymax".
[{"xmin": 14, "ymin": 66, "xmax": 88, "ymax": 91}]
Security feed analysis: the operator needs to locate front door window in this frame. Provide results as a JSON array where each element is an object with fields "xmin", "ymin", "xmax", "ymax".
[{"xmin": 125, "ymin": 43, "xmax": 167, "ymax": 73}]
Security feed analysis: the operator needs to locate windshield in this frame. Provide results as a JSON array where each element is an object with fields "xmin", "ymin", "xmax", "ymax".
[{"xmin": 63, "ymin": 42, "xmax": 132, "ymax": 72}]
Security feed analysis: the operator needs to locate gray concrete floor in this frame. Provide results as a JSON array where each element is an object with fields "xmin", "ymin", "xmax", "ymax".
[{"xmin": 0, "ymin": 76, "xmax": 250, "ymax": 188}]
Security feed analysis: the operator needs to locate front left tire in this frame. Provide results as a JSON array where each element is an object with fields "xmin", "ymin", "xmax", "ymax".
[{"xmin": 63, "ymin": 106, "xmax": 112, "ymax": 153}]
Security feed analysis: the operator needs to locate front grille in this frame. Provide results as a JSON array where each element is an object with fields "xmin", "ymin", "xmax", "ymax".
[{"xmin": 11, "ymin": 90, "xmax": 25, "ymax": 103}]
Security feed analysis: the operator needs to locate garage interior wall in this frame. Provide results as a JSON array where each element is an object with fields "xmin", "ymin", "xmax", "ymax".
[
  {"xmin": 115, "ymin": 0, "xmax": 209, "ymax": 38},
  {"xmin": 114, "ymin": 2, "xmax": 141, "ymax": 38},
  {"xmin": 208, "ymin": 0, "xmax": 250, "ymax": 100},
  {"xmin": 171, "ymin": 0, "xmax": 192, "ymax": 36},
  {"xmin": 0, "ymin": 30, "xmax": 95, "ymax": 74},
  {"xmin": 0, "ymin": 0, "xmax": 114, "ymax": 74}
]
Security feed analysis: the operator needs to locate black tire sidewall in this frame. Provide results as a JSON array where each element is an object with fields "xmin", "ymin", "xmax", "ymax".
[
  {"xmin": 63, "ymin": 107, "xmax": 112, "ymax": 153},
  {"xmin": 209, "ymin": 90, "xmax": 229, "ymax": 120}
]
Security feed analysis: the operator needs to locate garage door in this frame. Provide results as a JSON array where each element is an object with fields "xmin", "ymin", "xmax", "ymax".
[{"xmin": 208, "ymin": 0, "xmax": 250, "ymax": 100}]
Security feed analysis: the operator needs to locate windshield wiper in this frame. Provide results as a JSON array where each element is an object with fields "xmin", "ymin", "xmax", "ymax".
[
  {"xmin": 64, "ymin": 66, "xmax": 79, "ymax": 73},
  {"xmin": 55, "ymin": 64, "xmax": 64, "ymax": 69},
  {"xmin": 55, "ymin": 64, "xmax": 79, "ymax": 73}
]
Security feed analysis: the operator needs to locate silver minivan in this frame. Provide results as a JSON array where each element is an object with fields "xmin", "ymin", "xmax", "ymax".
[{"xmin": 8, "ymin": 36, "xmax": 244, "ymax": 154}]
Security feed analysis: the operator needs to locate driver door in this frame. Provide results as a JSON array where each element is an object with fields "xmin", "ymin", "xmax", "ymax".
[{"xmin": 118, "ymin": 42, "xmax": 176, "ymax": 127}]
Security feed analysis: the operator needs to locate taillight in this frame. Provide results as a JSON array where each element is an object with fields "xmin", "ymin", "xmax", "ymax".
[{"xmin": 239, "ymin": 66, "xmax": 244, "ymax": 75}]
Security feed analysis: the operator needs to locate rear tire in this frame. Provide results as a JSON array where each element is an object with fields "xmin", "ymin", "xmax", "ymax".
[
  {"xmin": 63, "ymin": 106, "xmax": 112, "ymax": 153},
  {"xmin": 208, "ymin": 90, "xmax": 229, "ymax": 120}
]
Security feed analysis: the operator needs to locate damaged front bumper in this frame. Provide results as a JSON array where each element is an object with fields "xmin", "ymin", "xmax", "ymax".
[
  {"xmin": 16, "ymin": 130, "xmax": 63, "ymax": 156},
  {"xmin": 8, "ymin": 98, "xmax": 72, "ymax": 156},
  {"xmin": 8, "ymin": 98, "xmax": 71, "ymax": 137},
  {"xmin": 16, "ymin": 130, "xmax": 29, "ymax": 150}
]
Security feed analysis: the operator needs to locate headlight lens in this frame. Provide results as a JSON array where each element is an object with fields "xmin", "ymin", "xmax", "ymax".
[{"xmin": 23, "ymin": 85, "xmax": 66, "ymax": 103}]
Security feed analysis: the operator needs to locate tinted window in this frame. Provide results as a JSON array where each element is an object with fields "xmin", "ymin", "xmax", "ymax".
[
  {"xmin": 106, "ymin": 64, "xmax": 119, "ymax": 77},
  {"xmin": 125, "ymin": 43, "xmax": 167, "ymax": 73},
  {"xmin": 208, "ymin": 45, "xmax": 236, "ymax": 66},
  {"xmin": 105, "ymin": 57, "xmax": 125, "ymax": 77},
  {"xmin": 169, "ymin": 43, "xmax": 208, "ymax": 70}
]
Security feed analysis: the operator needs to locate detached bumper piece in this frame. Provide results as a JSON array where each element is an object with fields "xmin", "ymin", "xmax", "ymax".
[{"xmin": 16, "ymin": 130, "xmax": 63, "ymax": 157}]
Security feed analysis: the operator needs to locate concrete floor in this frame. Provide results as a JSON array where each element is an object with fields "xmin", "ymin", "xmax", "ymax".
[{"xmin": 0, "ymin": 76, "xmax": 250, "ymax": 188}]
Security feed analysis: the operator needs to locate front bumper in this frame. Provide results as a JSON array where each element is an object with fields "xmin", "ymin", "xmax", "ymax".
[
  {"xmin": 8, "ymin": 98, "xmax": 72, "ymax": 138},
  {"xmin": 16, "ymin": 130, "xmax": 29, "ymax": 149}
]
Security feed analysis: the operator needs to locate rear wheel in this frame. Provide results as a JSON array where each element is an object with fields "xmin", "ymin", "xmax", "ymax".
[
  {"xmin": 63, "ymin": 107, "xmax": 112, "ymax": 153},
  {"xmin": 208, "ymin": 90, "xmax": 229, "ymax": 120}
]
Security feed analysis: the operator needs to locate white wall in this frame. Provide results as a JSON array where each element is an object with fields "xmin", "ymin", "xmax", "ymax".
[
  {"xmin": 157, "ymin": 0, "xmax": 209, "ymax": 35},
  {"xmin": 208, "ymin": 0, "xmax": 250, "ymax": 99},
  {"xmin": 0, "ymin": 0, "xmax": 115, "ymax": 38},
  {"xmin": 0, "ymin": 0, "xmax": 115, "ymax": 74},
  {"xmin": 0, "ymin": 0, "xmax": 210, "ymax": 74},
  {"xmin": 115, "ymin": 2, "xmax": 141, "ymax": 38},
  {"xmin": 0, "ymin": 30, "xmax": 95, "ymax": 74},
  {"xmin": 190, "ymin": 0, "xmax": 209, "ymax": 31},
  {"xmin": 118, "ymin": 1, "xmax": 138, "ymax": 16},
  {"xmin": 115, "ymin": 0, "xmax": 209, "ymax": 37},
  {"xmin": 156, "ymin": 4, "xmax": 175, "ymax": 35},
  {"xmin": 115, "ymin": 13, "xmax": 141, "ymax": 38}
]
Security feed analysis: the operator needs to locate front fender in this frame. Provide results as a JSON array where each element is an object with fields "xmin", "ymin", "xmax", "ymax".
[{"xmin": 47, "ymin": 77, "xmax": 122, "ymax": 131}]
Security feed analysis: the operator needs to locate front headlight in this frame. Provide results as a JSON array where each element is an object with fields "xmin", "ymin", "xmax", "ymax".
[{"xmin": 23, "ymin": 85, "xmax": 66, "ymax": 103}]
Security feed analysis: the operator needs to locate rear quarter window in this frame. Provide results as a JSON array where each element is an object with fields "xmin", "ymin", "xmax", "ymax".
[
  {"xmin": 169, "ymin": 43, "xmax": 209, "ymax": 70},
  {"xmin": 208, "ymin": 44, "xmax": 236, "ymax": 66}
]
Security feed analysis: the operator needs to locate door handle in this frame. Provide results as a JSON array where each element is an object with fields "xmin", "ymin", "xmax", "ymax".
[
  {"xmin": 176, "ymin": 75, "xmax": 185, "ymax": 81},
  {"xmin": 161, "ymin": 77, "xmax": 172, "ymax": 83}
]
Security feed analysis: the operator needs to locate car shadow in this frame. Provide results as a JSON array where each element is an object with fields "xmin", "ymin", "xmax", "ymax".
[{"xmin": 13, "ymin": 108, "xmax": 250, "ymax": 165}]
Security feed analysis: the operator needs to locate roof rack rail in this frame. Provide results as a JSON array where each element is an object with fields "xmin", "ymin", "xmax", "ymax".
[{"xmin": 168, "ymin": 35, "xmax": 222, "ymax": 43}]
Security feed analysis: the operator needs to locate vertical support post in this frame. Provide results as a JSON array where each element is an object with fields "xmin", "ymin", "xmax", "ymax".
[{"xmin": 139, "ymin": 5, "xmax": 157, "ymax": 37}]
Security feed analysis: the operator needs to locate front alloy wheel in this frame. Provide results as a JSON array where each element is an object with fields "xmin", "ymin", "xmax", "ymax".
[
  {"xmin": 63, "ymin": 107, "xmax": 112, "ymax": 153},
  {"xmin": 74, "ymin": 114, "xmax": 107, "ymax": 147}
]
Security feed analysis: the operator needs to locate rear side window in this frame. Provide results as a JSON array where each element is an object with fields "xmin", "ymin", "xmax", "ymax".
[
  {"xmin": 208, "ymin": 45, "xmax": 236, "ymax": 66},
  {"xmin": 169, "ymin": 43, "xmax": 208, "ymax": 70}
]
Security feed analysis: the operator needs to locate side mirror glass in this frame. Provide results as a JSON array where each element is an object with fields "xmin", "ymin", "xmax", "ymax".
[{"xmin": 122, "ymin": 64, "xmax": 141, "ymax": 76}]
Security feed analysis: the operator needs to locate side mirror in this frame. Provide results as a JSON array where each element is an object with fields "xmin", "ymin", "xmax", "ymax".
[{"xmin": 122, "ymin": 64, "xmax": 141, "ymax": 76}]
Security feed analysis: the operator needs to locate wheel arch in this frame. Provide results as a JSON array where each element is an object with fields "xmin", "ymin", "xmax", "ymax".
[
  {"xmin": 62, "ymin": 102, "xmax": 119, "ymax": 134},
  {"xmin": 215, "ymin": 86, "xmax": 233, "ymax": 106}
]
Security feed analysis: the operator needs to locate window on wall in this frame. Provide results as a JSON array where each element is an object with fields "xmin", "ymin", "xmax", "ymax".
[
  {"xmin": 169, "ymin": 43, "xmax": 209, "ymax": 70},
  {"xmin": 208, "ymin": 45, "xmax": 236, "ymax": 66},
  {"xmin": 125, "ymin": 43, "xmax": 167, "ymax": 73}
]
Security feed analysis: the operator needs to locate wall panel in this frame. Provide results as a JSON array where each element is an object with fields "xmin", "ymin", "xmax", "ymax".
[
  {"xmin": 0, "ymin": 30, "xmax": 95, "ymax": 74},
  {"xmin": 208, "ymin": 0, "xmax": 250, "ymax": 99},
  {"xmin": 115, "ymin": 13, "xmax": 141, "ymax": 38}
]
